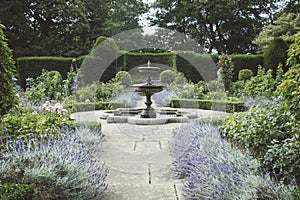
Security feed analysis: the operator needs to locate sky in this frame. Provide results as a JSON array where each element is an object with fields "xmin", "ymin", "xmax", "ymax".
[{"xmin": 139, "ymin": 0, "xmax": 157, "ymax": 27}]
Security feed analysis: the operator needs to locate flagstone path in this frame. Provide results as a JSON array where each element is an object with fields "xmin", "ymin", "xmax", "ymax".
[{"xmin": 71, "ymin": 108, "xmax": 226, "ymax": 200}]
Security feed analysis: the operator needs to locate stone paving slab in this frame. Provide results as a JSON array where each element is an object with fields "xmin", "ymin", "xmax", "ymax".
[
  {"xmin": 70, "ymin": 108, "xmax": 227, "ymax": 200},
  {"xmin": 101, "ymin": 183, "xmax": 179, "ymax": 200}
]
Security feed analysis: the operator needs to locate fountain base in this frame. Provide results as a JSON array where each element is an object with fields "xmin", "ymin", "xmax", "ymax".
[
  {"xmin": 140, "ymin": 107, "xmax": 156, "ymax": 118},
  {"xmin": 99, "ymin": 107, "xmax": 198, "ymax": 125}
]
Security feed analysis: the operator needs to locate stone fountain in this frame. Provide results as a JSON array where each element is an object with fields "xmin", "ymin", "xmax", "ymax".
[
  {"xmin": 98, "ymin": 61, "xmax": 199, "ymax": 125},
  {"xmin": 135, "ymin": 61, "xmax": 163, "ymax": 118}
]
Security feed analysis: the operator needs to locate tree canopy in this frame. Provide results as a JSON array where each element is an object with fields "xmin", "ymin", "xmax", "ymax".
[
  {"xmin": 0, "ymin": 0, "xmax": 298, "ymax": 57},
  {"xmin": 254, "ymin": 13, "xmax": 300, "ymax": 51},
  {"xmin": 0, "ymin": 0, "xmax": 147, "ymax": 57},
  {"xmin": 151, "ymin": 0, "xmax": 281, "ymax": 54}
]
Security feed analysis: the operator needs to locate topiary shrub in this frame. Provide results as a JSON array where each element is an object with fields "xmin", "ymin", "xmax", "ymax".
[
  {"xmin": 238, "ymin": 69, "xmax": 253, "ymax": 81},
  {"xmin": 160, "ymin": 69, "xmax": 176, "ymax": 85},
  {"xmin": 93, "ymin": 36, "xmax": 118, "ymax": 51},
  {"xmin": 115, "ymin": 71, "xmax": 132, "ymax": 85},
  {"xmin": 0, "ymin": 24, "xmax": 17, "ymax": 116},
  {"xmin": 217, "ymin": 54, "xmax": 234, "ymax": 93},
  {"xmin": 264, "ymin": 37, "xmax": 289, "ymax": 76}
]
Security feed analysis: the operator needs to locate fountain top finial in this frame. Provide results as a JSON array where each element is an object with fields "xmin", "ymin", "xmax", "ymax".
[{"xmin": 147, "ymin": 60, "xmax": 151, "ymax": 67}]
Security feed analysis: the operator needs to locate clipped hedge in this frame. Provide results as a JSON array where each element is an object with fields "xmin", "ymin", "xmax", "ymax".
[
  {"xmin": 124, "ymin": 52, "xmax": 174, "ymax": 70},
  {"xmin": 171, "ymin": 98, "xmax": 244, "ymax": 113},
  {"xmin": 78, "ymin": 54, "xmax": 124, "ymax": 84},
  {"xmin": 16, "ymin": 53, "xmax": 264, "ymax": 87},
  {"xmin": 17, "ymin": 56, "xmax": 75, "ymax": 88},
  {"xmin": 230, "ymin": 54, "xmax": 264, "ymax": 81},
  {"xmin": 73, "ymin": 101, "xmax": 124, "ymax": 112}
]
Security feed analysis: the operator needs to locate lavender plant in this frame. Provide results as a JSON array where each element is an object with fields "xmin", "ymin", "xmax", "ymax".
[
  {"xmin": 152, "ymin": 89, "xmax": 178, "ymax": 107},
  {"xmin": 170, "ymin": 122, "xmax": 296, "ymax": 199},
  {"xmin": 0, "ymin": 127, "xmax": 108, "ymax": 200},
  {"xmin": 109, "ymin": 90, "xmax": 140, "ymax": 108}
]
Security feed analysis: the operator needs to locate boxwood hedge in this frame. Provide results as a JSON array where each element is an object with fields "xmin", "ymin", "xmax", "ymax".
[{"xmin": 171, "ymin": 98, "xmax": 245, "ymax": 113}]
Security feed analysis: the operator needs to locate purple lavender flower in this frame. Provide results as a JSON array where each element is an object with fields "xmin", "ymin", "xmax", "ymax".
[
  {"xmin": 170, "ymin": 122, "xmax": 295, "ymax": 199},
  {"xmin": 0, "ymin": 127, "xmax": 109, "ymax": 199}
]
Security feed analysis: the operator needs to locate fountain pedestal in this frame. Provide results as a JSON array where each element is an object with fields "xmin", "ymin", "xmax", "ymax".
[{"xmin": 136, "ymin": 85, "xmax": 162, "ymax": 118}]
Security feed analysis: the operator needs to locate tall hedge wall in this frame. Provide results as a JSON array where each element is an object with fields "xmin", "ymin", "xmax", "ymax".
[
  {"xmin": 78, "ymin": 54, "xmax": 124, "ymax": 84},
  {"xmin": 124, "ymin": 52, "xmax": 174, "ymax": 70},
  {"xmin": 17, "ymin": 57, "xmax": 75, "ymax": 88},
  {"xmin": 230, "ymin": 54, "xmax": 264, "ymax": 81},
  {"xmin": 175, "ymin": 52, "xmax": 219, "ymax": 82},
  {"xmin": 16, "ymin": 53, "xmax": 264, "ymax": 88}
]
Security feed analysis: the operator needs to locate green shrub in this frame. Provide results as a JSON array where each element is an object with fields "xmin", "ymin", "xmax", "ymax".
[
  {"xmin": 264, "ymin": 136, "xmax": 300, "ymax": 182},
  {"xmin": 75, "ymin": 82, "xmax": 98, "ymax": 102},
  {"xmin": 73, "ymin": 101, "xmax": 124, "ymax": 112},
  {"xmin": 221, "ymin": 104, "xmax": 299, "ymax": 182},
  {"xmin": 96, "ymin": 81, "xmax": 123, "ymax": 101},
  {"xmin": 24, "ymin": 70, "xmax": 63, "ymax": 103},
  {"xmin": 0, "ymin": 24, "xmax": 17, "ymax": 116},
  {"xmin": 238, "ymin": 69, "xmax": 253, "ymax": 81},
  {"xmin": 93, "ymin": 36, "xmax": 118, "ymax": 51},
  {"xmin": 160, "ymin": 69, "xmax": 176, "ymax": 85},
  {"xmin": 217, "ymin": 54, "xmax": 234, "ymax": 93},
  {"xmin": 115, "ymin": 71, "xmax": 132, "ymax": 85},
  {"xmin": 0, "ymin": 103, "xmax": 69, "ymax": 140},
  {"xmin": 276, "ymin": 67, "xmax": 300, "ymax": 118},
  {"xmin": 17, "ymin": 56, "xmax": 74, "ymax": 89},
  {"xmin": 195, "ymin": 80, "xmax": 209, "ymax": 99},
  {"xmin": 276, "ymin": 32, "xmax": 300, "ymax": 119},
  {"xmin": 0, "ymin": 183, "xmax": 34, "ymax": 200},
  {"xmin": 232, "ymin": 81, "xmax": 245, "ymax": 97},
  {"xmin": 242, "ymin": 66, "xmax": 276, "ymax": 98},
  {"xmin": 171, "ymin": 98, "xmax": 244, "ymax": 112},
  {"xmin": 264, "ymin": 37, "xmax": 288, "ymax": 75}
]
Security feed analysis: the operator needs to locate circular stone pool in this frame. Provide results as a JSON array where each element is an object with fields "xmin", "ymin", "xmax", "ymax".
[{"xmin": 98, "ymin": 107, "xmax": 199, "ymax": 125}]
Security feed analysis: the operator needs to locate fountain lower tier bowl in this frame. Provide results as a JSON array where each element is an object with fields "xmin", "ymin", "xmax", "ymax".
[
  {"xmin": 99, "ymin": 108, "xmax": 199, "ymax": 125},
  {"xmin": 135, "ymin": 85, "xmax": 163, "ymax": 95}
]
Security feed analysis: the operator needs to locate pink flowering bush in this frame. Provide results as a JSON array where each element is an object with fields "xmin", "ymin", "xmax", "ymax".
[
  {"xmin": 41, "ymin": 101, "xmax": 68, "ymax": 115},
  {"xmin": 0, "ymin": 104, "xmax": 69, "ymax": 140}
]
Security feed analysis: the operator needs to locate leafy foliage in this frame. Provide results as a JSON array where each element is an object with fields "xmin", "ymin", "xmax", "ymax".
[
  {"xmin": 254, "ymin": 13, "xmax": 300, "ymax": 51},
  {"xmin": 153, "ymin": 0, "xmax": 280, "ymax": 54},
  {"xmin": 0, "ymin": 183, "xmax": 34, "ymax": 200},
  {"xmin": 25, "ymin": 70, "xmax": 63, "ymax": 103},
  {"xmin": 0, "ymin": 24, "xmax": 17, "ymax": 116},
  {"xmin": 217, "ymin": 54, "xmax": 234, "ymax": 93},
  {"xmin": 115, "ymin": 71, "xmax": 132, "ymax": 86},
  {"xmin": 242, "ymin": 66, "xmax": 276, "ymax": 98},
  {"xmin": 0, "ymin": 0, "xmax": 147, "ymax": 57},
  {"xmin": 238, "ymin": 69, "xmax": 253, "ymax": 81},
  {"xmin": 222, "ymin": 104, "xmax": 300, "ymax": 182},
  {"xmin": 0, "ymin": 103, "xmax": 69, "ymax": 140},
  {"xmin": 160, "ymin": 70, "xmax": 176, "ymax": 85},
  {"xmin": 275, "ymin": 32, "xmax": 300, "ymax": 120}
]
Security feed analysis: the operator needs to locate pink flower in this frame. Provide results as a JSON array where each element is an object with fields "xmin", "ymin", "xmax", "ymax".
[{"xmin": 31, "ymin": 111, "xmax": 38, "ymax": 115}]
